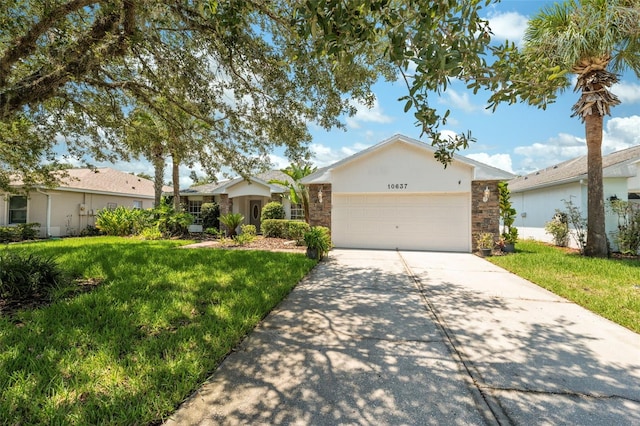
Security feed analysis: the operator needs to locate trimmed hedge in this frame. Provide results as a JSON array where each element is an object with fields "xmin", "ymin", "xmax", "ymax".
[
  {"xmin": 0, "ymin": 223, "xmax": 40, "ymax": 243},
  {"xmin": 261, "ymin": 219, "xmax": 310, "ymax": 244},
  {"xmin": 261, "ymin": 202, "xmax": 285, "ymax": 220}
]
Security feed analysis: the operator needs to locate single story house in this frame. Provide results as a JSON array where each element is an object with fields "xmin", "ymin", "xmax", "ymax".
[
  {"xmin": 176, "ymin": 170, "xmax": 299, "ymax": 232},
  {"xmin": 1, "ymin": 168, "xmax": 163, "ymax": 237},
  {"xmin": 508, "ymin": 145, "xmax": 640, "ymax": 249},
  {"xmin": 301, "ymin": 134, "xmax": 515, "ymax": 252}
]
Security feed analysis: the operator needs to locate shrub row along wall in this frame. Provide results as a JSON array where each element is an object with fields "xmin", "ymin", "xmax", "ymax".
[{"xmin": 261, "ymin": 219, "xmax": 309, "ymax": 244}]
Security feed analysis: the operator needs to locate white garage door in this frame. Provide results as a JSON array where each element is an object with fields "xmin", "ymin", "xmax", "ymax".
[{"xmin": 332, "ymin": 194, "xmax": 470, "ymax": 252}]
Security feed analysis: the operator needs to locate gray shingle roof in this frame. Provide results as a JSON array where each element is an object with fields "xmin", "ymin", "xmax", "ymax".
[
  {"xmin": 180, "ymin": 170, "xmax": 293, "ymax": 196},
  {"xmin": 509, "ymin": 145, "xmax": 640, "ymax": 192},
  {"xmin": 14, "ymin": 168, "xmax": 166, "ymax": 197}
]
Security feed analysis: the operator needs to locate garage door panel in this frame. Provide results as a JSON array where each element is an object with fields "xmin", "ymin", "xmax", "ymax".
[{"xmin": 332, "ymin": 194, "xmax": 470, "ymax": 252}]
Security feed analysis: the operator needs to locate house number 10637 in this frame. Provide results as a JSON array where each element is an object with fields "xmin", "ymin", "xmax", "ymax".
[{"xmin": 387, "ymin": 183, "xmax": 408, "ymax": 189}]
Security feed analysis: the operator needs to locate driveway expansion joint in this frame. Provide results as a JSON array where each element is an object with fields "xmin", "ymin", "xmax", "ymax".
[
  {"xmin": 397, "ymin": 251, "xmax": 514, "ymax": 426},
  {"xmin": 481, "ymin": 385, "xmax": 640, "ymax": 403}
]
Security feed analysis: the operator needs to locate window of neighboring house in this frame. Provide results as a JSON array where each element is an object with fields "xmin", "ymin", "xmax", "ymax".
[
  {"xmin": 188, "ymin": 200, "xmax": 203, "ymax": 224},
  {"xmin": 290, "ymin": 203, "xmax": 304, "ymax": 221},
  {"xmin": 133, "ymin": 200, "xmax": 143, "ymax": 209},
  {"xmin": 107, "ymin": 202, "xmax": 117, "ymax": 210},
  {"xmin": 9, "ymin": 195, "xmax": 27, "ymax": 224}
]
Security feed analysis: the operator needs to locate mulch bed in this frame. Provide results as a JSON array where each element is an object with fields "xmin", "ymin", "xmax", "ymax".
[
  {"xmin": 181, "ymin": 235, "xmax": 306, "ymax": 253},
  {"xmin": 1, "ymin": 277, "xmax": 103, "ymax": 319}
]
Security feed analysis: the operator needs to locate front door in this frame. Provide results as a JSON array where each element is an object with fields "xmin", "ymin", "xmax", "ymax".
[{"xmin": 249, "ymin": 200, "xmax": 262, "ymax": 232}]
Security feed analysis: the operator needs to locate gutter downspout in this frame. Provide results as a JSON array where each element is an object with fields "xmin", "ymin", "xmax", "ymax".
[{"xmin": 36, "ymin": 189, "xmax": 51, "ymax": 238}]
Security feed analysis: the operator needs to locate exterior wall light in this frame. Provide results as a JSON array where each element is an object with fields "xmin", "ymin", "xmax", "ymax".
[
  {"xmin": 482, "ymin": 186, "xmax": 490, "ymax": 202},
  {"xmin": 318, "ymin": 188, "xmax": 323, "ymax": 204}
]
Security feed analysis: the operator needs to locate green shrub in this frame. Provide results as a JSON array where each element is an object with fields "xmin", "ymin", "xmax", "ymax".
[
  {"xmin": 261, "ymin": 219, "xmax": 288, "ymax": 238},
  {"xmin": 201, "ymin": 202, "xmax": 220, "ymax": 229},
  {"xmin": 261, "ymin": 202, "xmax": 285, "ymax": 220},
  {"xmin": 139, "ymin": 227, "xmax": 163, "ymax": 240},
  {"xmin": 303, "ymin": 226, "xmax": 332, "ymax": 259},
  {"xmin": 262, "ymin": 219, "xmax": 310, "ymax": 242},
  {"xmin": 220, "ymin": 213, "xmax": 244, "ymax": 237},
  {"xmin": 79, "ymin": 225, "xmax": 102, "ymax": 237},
  {"xmin": 205, "ymin": 227, "xmax": 223, "ymax": 238},
  {"xmin": 609, "ymin": 200, "xmax": 640, "ymax": 254},
  {"xmin": 96, "ymin": 206, "xmax": 150, "ymax": 236},
  {"xmin": 241, "ymin": 224, "xmax": 257, "ymax": 236},
  {"xmin": 16, "ymin": 223, "xmax": 40, "ymax": 240},
  {"xmin": 234, "ymin": 225, "xmax": 256, "ymax": 245},
  {"xmin": 545, "ymin": 213, "xmax": 569, "ymax": 247},
  {"xmin": 151, "ymin": 201, "xmax": 194, "ymax": 237},
  {"xmin": 0, "ymin": 251, "xmax": 64, "ymax": 299},
  {"xmin": 287, "ymin": 221, "xmax": 310, "ymax": 245},
  {"xmin": 0, "ymin": 227, "xmax": 16, "ymax": 243}
]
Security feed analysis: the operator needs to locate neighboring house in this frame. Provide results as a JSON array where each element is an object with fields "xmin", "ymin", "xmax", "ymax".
[
  {"xmin": 301, "ymin": 134, "xmax": 515, "ymax": 252},
  {"xmin": 177, "ymin": 171, "xmax": 300, "ymax": 232},
  {"xmin": 1, "ymin": 168, "xmax": 164, "ymax": 237},
  {"xmin": 508, "ymin": 145, "xmax": 640, "ymax": 249}
]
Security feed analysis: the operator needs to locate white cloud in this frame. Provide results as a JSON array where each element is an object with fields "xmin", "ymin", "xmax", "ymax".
[
  {"xmin": 603, "ymin": 115, "xmax": 640, "ymax": 152},
  {"xmin": 467, "ymin": 153, "xmax": 514, "ymax": 174},
  {"xmin": 440, "ymin": 89, "xmax": 489, "ymax": 114},
  {"xmin": 611, "ymin": 81, "xmax": 640, "ymax": 104},
  {"xmin": 514, "ymin": 133, "xmax": 587, "ymax": 172},
  {"xmin": 345, "ymin": 98, "xmax": 394, "ymax": 129},
  {"xmin": 310, "ymin": 141, "xmax": 372, "ymax": 167},
  {"xmin": 511, "ymin": 115, "xmax": 640, "ymax": 173},
  {"xmin": 486, "ymin": 11, "xmax": 529, "ymax": 46},
  {"xmin": 268, "ymin": 153, "xmax": 291, "ymax": 170}
]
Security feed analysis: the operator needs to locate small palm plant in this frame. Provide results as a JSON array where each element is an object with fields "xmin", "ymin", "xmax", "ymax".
[{"xmin": 219, "ymin": 213, "xmax": 244, "ymax": 237}]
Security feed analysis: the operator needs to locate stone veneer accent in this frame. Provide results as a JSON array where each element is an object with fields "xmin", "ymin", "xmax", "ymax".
[
  {"xmin": 270, "ymin": 193, "xmax": 281, "ymax": 203},
  {"xmin": 471, "ymin": 180, "xmax": 501, "ymax": 251},
  {"xmin": 307, "ymin": 183, "xmax": 332, "ymax": 228}
]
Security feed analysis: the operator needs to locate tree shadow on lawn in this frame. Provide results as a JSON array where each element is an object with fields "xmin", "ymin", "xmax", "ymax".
[{"xmin": 0, "ymin": 246, "xmax": 313, "ymax": 424}]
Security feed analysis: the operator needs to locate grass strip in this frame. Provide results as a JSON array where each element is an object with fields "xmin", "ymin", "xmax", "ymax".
[{"xmin": 487, "ymin": 240, "xmax": 640, "ymax": 334}]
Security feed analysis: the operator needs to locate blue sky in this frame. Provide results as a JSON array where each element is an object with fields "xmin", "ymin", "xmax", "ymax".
[
  {"xmin": 293, "ymin": 0, "xmax": 640, "ymax": 178},
  {"xmin": 78, "ymin": 0, "xmax": 640, "ymax": 186}
]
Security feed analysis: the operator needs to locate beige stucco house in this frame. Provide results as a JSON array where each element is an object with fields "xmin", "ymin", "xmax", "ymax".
[
  {"xmin": 1, "ymin": 168, "xmax": 162, "ymax": 237},
  {"xmin": 176, "ymin": 170, "xmax": 300, "ymax": 232},
  {"xmin": 301, "ymin": 134, "xmax": 515, "ymax": 252}
]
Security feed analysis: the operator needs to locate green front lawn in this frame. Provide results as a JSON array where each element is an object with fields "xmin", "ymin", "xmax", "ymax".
[
  {"xmin": 488, "ymin": 240, "xmax": 640, "ymax": 334},
  {"xmin": 0, "ymin": 237, "xmax": 315, "ymax": 424}
]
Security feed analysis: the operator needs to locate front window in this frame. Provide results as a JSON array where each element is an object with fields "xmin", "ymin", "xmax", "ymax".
[
  {"xmin": 9, "ymin": 196, "xmax": 27, "ymax": 224},
  {"xmin": 133, "ymin": 200, "xmax": 143, "ymax": 209},
  {"xmin": 290, "ymin": 203, "xmax": 304, "ymax": 220},
  {"xmin": 188, "ymin": 200, "xmax": 203, "ymax": 224}
]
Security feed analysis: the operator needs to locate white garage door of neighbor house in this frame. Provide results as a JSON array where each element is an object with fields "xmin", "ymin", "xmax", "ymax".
[{"xmin": 332, "ymin": 194, "xmax": 470, "ymax": 252}]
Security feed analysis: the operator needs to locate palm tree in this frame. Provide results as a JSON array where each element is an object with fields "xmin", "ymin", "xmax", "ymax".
[
  {"xmin": 269, "ymin": 163, "xmax": 317, "ymax": 224},
  {"xmin": 522, "ymin": 0, "xmax": 639, "ymax": 257}
]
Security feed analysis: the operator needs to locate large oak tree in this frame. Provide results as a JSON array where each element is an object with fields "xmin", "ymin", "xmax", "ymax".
[{"xmin": 0, "ymin": 0, "xmax": 394, "ymax": 190}]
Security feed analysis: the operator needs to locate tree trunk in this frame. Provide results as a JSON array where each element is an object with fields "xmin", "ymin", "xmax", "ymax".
[
  {"xmin": 152, "ymin": 147, "xmax": 165, "ymax": 207},
  {"xmin": 584, "ymin": 113, "xmax": 608, "ymax": 257},
  {"xmin": 171, "ymin": 153, "xmax": 181, "ymax": 212}
]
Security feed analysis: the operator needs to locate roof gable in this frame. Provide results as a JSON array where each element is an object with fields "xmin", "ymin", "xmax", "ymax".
[
  {"xmin": 302, "ymin": 134, "xmax": 514, "ymax": 183},
  {"xmin": 181, "ymin": 171, "xmax": 290, "ymax": 196}
]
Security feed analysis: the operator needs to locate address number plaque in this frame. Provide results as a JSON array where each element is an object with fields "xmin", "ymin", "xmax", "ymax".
[{"xmin": 387, "ymin": 183, "xmax": 408, "ymax": 190}]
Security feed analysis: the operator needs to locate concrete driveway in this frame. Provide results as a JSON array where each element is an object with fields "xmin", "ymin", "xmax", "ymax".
[{"xmin": 165, "ymin": 249, "xmax": 640, "ymax": 425}]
